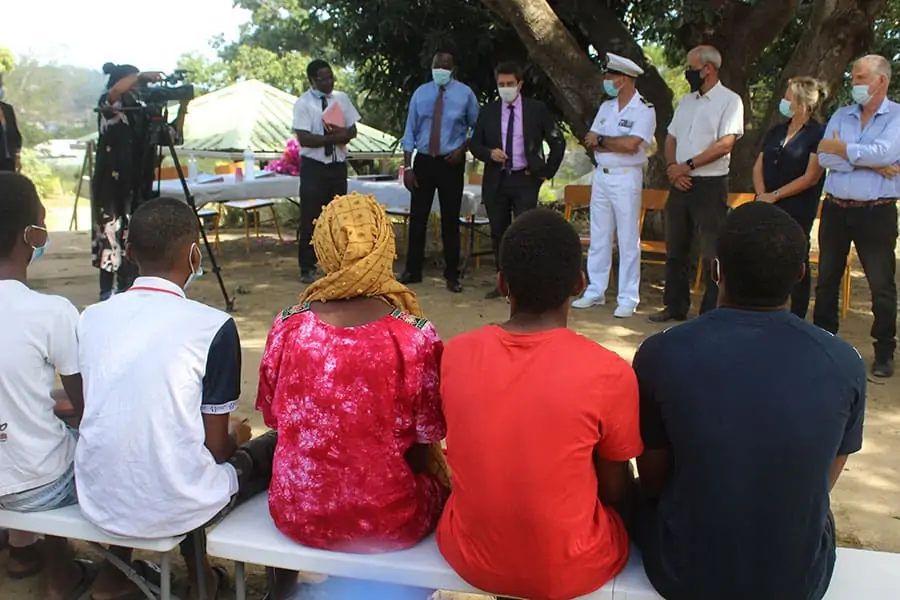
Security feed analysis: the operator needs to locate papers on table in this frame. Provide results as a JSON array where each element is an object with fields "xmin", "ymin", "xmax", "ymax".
[{"xmin": 197, "ymin": 174, "xmax": 225, "ymax": 184}]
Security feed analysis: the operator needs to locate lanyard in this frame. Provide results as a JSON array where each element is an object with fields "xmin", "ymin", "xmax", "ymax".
[{"xmin": 128, "ymin": 286, "xmax": 184, "ymax": 299}]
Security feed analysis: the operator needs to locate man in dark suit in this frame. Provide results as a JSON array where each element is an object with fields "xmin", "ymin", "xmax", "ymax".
[
  {"xmin": 0, "ymin": 76, "xmax": 23, "ymax": 173},
  {"xmin": 470, "ymin": 62, "xmax": 565, "ymax": 298}
]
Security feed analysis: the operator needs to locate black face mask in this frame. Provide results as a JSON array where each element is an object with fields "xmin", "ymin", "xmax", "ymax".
[{"xmin": 685, "ymin": 68, "xmax": 704, "ymax": 93}]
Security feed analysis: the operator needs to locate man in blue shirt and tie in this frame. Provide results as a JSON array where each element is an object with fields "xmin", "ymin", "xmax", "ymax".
[
  {"xmin": 817, "ymin": 54, "xmax": 900, "ymax": 378},
  {"xmin": 399, "ymin": 50, "xmax": 480, "ymax": 293}
]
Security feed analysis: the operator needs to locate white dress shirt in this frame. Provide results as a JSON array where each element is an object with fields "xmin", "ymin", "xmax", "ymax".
[
  {"xmin": 667, "ymin": 82, "xmax": 744, "ymax": 177},
  {"xmin": 292, "ymin": 90, "xmax": 361, "ymax": 164}
]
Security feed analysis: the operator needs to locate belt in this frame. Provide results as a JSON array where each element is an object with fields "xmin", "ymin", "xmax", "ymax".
[
  {"xmin": 596, "ymin": 166, "xmax": 638, "ymax": 175},
  {"xmin": 826, "ymin": 194, "xmax": 897, "ymax": 208},
  {"xmin": 503, "ymin": 168, "xmax": 530, "ymax": 175}
]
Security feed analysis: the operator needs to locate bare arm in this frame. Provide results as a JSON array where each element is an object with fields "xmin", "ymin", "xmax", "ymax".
[
  {"xmin": 595, "ymin": 453, "xmax": 631, "ymax": 506},
  {"xmin": 295, "ymin": 128, "xmax": 347, "ymax": 149},
  {"xmin": 202, "ymin": 413, "xmax": 237, "ymax": 464},
  {"xmin": 830, "ymin": 455, "xmax": 850, "ymax": 490},
  {"xmin": 689, "ymin": 134, "xmax": 737, "ymax": 169},
  {"xmin": 636, "ymin": 448, "xmax": 671, "ymax": 499},
  {"xmin": 664, "ymin": 134, "xmax": 677, "ymax": 166},
  {"xmin": 771, "ymin": 154, "xmax": 823, "ymax": 200},
  {"xmin": 59, "ymin": 374, "xmax": 84, "ymax": 420},
  {"xmin": 752, "ymin": 153, "xmax": 766, "ymax": 195}
]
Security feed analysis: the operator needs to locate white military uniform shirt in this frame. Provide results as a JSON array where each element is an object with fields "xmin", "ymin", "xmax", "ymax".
[
  {"xmin": 667, "ymin": 82, "xmax": 744, "ymax": 177},
  {"xmin": 590, "ymin": 92, "xmax": 657, "ymax": 167}
]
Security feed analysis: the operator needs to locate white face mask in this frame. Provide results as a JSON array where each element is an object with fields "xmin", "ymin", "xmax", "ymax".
[
  {"xmin": 183, "ymin": 243, "xmax": 203, "ymax": 291},
  {"xmin": 498, "ymin": 86, "xmax": 519, "ymax": 104}
]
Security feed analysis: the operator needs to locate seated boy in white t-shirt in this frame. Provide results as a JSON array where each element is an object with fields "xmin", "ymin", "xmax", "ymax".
[
  {"xmin": 76, "ymin": 197, "xmax": 268, "ymax": 599},
  {"xmin": 0, "ymin": 172, "xmax": 96, "ymax": 599}
]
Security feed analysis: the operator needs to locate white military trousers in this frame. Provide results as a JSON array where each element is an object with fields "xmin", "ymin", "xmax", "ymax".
[{"xmin": 584, "ymin": 166, "xmax": 642, "ymax": 308}]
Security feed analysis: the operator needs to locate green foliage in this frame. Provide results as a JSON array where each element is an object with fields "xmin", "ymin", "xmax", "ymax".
[
  {"xmin": 0, "ymin": 47, "xmax": 15, "ymax": 75},
  {"xmin": 19, "ymin": 149, "xmax": 61, "ymax": 198}
]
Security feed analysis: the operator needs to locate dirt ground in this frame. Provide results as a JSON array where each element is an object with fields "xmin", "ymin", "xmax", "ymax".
[{"xmin": 2, "ymin": 209, "xmax": 900, "ymax": 599}]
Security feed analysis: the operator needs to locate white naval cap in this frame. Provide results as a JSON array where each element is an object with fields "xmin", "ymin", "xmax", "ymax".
[{"xmin": 606, "ymin": 52, "xmax": 644, "ymax": 78}]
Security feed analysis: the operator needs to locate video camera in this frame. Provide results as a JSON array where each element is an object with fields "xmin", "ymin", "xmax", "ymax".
[{"xmin": 137, "ymin": 69, "xmax": 195, "ymax": 106}]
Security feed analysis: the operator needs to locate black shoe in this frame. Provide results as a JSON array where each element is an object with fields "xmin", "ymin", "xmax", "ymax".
[
  {"xmin": 447, "ymin": 279, "xmax": 463, "ymax": 293},
  {"xmin": 648, "ymin": 308, "xmax": 687, "ymax": 324},
  {"xmin": 300, "ymin": 271, "xmax": 316, "ymax": 284},
  {"xmin": 398, "ymin": 272, "xmax": 423, "ymax": 285},
  {"xmin": 485, "ymin": 288, "xmax": 503, "ymax": 300},
  {"xmin": 873, "ymin": 358, "xmax": 895, "ymax": 378}
]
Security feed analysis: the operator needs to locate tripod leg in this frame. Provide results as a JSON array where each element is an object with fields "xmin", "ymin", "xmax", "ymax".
[{"xmin": 161, "ymin": 134, "xmax": 234, "ymax": 311}]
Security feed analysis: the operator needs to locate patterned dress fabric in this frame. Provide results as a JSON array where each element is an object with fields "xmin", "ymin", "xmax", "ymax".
[{"xmin": 257, "ymin": 304, "xmax": 447, "ymax": 552}]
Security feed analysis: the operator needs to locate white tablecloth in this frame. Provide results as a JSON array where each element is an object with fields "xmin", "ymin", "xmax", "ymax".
[
  {"xmin": 157, "ymin": 173, "xmax": 298, "ymax": 207},
  {"xmin": 158, "ymin": 174, "xmax": 483, "ymax": 215},
  {"xmin": 348, "ymin": 179, "xmax": 483, "ymax": 216}
]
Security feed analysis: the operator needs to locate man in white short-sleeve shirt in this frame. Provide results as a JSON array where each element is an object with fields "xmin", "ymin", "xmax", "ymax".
[
  {"xmin": 293, "ymin": 59, "xmax": 361, "ymax": 283},
  {"xmin": 0, "ymin": 172, "xmax": 91, "ymax": 598},
  {"xmin": 650, "ymin": 45, "xmax": 745, "ymax": 323},
  {"xmin": 573, "ymin": 52, "xmax": 657, "ymax": 318}
]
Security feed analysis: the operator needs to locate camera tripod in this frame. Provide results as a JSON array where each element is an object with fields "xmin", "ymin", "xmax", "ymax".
[{"xmin": 149, "ymin": 111, "xmax": 235, "ymax": 311}]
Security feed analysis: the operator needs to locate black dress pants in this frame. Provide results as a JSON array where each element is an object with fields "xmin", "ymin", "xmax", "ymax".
[
  {"xmin": 813, "ymin": 199, "xmax": 898, "ymax": 360},
  {"xmin": 404, "ymin": 154, "xmax": 465, "ymax": 281},
  {"xmin": 298, "ymin": 158, "xmax": 348, "ymax": 273},
  {"xmin": 662, "ymin": 176, "xmax": 729, "ymax": 316},
  {"xmin": 484, "ymin": 170, "xmax": 541, "ymax": 268}
]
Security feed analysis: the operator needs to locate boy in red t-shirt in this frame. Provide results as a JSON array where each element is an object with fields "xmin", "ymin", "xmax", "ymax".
[{"xmin": 437, "ymin": 208, "xmax": 644, "ymax": 600}]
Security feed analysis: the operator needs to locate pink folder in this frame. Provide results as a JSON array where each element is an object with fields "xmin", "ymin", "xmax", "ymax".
[{"xmin": 323, "ymin": 101, "xmax": 347, "ymax": 150}]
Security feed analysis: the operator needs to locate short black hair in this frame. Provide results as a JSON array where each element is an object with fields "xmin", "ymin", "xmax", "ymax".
[
  {"xmin": 307, "ymin": 59, "xmax": 331, "ymax": 81},
  {"xmin": 0, "ymin": 173, "xmax": 41, "ymax": 259},
  {"xmin": 495, "ymin": 61, "xmax": 523, "ymax": 81},
  {"xmin": 128, "ymin": 197, "xmax": 199, "ymax": 269},
  {"xmin": 716, "ymin": 202, "xmax": 807, "ymax": 308},
  {"xmin": 500, "ymin": 208, "xmax": 582, "ymax": 313}
]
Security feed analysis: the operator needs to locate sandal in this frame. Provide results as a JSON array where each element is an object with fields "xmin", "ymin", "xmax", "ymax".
[
  {"xmin": 7, "ymin": 538, "xmax": 45, "ymax": 579},
  {"xmin": 64, "ymin": 559, "xmax": 98, "ymax": 600}
]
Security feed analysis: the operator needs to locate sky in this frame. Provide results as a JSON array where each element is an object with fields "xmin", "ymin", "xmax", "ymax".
[{"xmin": 6, "ymin": 0, "xmax": 251, "ymax": 73}]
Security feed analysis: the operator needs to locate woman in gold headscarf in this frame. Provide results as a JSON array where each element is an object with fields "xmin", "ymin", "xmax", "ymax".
[{"xmin": 256, "ymin": 192, "xmax": 449, "ymax": 598}]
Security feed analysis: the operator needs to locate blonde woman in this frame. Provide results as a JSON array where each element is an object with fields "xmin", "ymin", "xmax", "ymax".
[{"xmin": 752, "ymin": 77, "xmax": 828, "ymax": 318}]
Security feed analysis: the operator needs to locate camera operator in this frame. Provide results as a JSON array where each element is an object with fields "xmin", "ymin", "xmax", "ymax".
[{"xmin": 91, "ymin": 63, "xmax": 163, "ymax": 301}]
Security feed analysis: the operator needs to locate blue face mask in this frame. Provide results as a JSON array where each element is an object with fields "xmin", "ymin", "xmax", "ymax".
[
  {"xmin": 183, "ymin": 243, "xmax": 203, "ymax": 291},
  {"xmin": 25, "ymin": 226, "xmax": 49, "ymax": 265},
  {"xmin": 779, "ymin": 99, "xmax": 794, "ymax": 118},
  {"xmin": 432, "ymin": 69, "xmax": 452, "ymax": 87},
  {"xmin": 310, "ymin": 88, "xmax": 326, "ymax": 99},
  {"xmin": 851, "ymin": 84, "xmax": 872, "ymax": 106},
  {"xmin": 603, "ymin": 79, "xmax": 619, "ymax": 97}
]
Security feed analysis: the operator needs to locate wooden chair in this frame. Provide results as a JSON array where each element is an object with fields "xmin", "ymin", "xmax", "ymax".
[
  {"xmin": 809, "ymin": 201, "xmax": 853, "ymax": 320},
  {"xmin": 468, "ymin": 173, "xmax": 483, "ymax": 185},
  {"xmin": 728, "ymin": 193, "xmax": 756, "ymax": 209},
  {"xmin": 214, "ymin": 163, "xmax": 237, "ymax": 175},
  {"xmin": 638, "ymin": 189, "xmax": 670, "ymax": 269},
  {"xmin": 156, "ymin": 165, "xmax": 187, "ymax": 180},
  {"xmin": 196, "ymin": 207, "xmax": 222, "ymax": 254},
  {"xmin": 222, "ymin": 200, "xmax": 284, "ymax": 255},
  {"xmin": 562, "ymin": 185, "xmax": 592, "ymax": 250}
]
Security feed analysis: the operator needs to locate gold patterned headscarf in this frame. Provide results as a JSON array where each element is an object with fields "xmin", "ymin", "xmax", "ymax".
[{"xmin": 300, "ymin": 192, "xmax": 423, "ymax": 317}]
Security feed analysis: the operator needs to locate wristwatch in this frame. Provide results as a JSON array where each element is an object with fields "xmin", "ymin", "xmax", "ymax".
[
  {"xmin": 686, "ymin": 158, "xmax": 695, "ymax": 170},
  {"xmin": 597, "ymin": 135, "xmax": 606, "ymax": 147}
]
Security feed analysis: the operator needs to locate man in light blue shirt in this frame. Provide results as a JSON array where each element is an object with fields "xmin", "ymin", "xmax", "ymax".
[
  {"xmin": 399, "ymin": 50, "xmax": 480, "ymax": 293},
  {"xmin": 816, "ymin": 54, "xmax": 900, "ymax": 378}
]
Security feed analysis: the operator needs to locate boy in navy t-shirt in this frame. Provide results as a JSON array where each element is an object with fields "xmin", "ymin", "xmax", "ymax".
[{"xmin": 634, "ymin": 203, "xmax": 865, "ymax": 600}]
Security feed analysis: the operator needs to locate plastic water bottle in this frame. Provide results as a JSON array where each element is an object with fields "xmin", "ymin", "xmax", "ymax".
[
  {"xmin": 243, "ymin": 149, "xmax": 256, "ymax": 180},
  {"xmin": 187, "ymin": 155, "xmax": 198, "ymax": 182}
]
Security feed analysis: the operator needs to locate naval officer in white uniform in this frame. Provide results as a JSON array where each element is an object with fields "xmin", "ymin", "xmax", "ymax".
[{"xmin": 572, "ymin": 52, "xmax": 656, "ymax": 318}]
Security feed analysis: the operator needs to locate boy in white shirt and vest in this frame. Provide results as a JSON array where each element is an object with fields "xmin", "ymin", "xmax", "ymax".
[{"xmin": 75, "ymin": 197, "xmax": 273, "ymax": 599}]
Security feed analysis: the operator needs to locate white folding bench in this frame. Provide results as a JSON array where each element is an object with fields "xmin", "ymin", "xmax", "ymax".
[
  {"xmin": 0, "ymin": 505, "xmax": 185, "ymax": 600},
  {"xmin": 206, "ymin": 494, "xmax": 616, "ymax": 600},
  {"xmin": 609, "ymin": 542, "xmax": 900, "ymax": 599}
]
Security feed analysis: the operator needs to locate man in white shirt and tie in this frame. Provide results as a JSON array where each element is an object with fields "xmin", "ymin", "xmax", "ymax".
[
  {"xmin": 650, "ymin": 45, "xmax": 744, "ymax": 323},
  {"xmin": 293, "ymin": 59, "xmax": 361, "ymax": 284},
  {"xmin": 572, "ymin": 53, "xmax": 657, "ymax": 318}
]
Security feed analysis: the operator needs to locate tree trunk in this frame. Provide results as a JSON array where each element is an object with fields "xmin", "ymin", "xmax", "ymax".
[
  {"xmin": 550, "ymin": 0, "xmax": 674, "ymax": 188},
  {"xmin": 730, "ymin": 0, "xmax": 887, "ymax": 191},
  {"xmin": 479, "ymin": 0, "xmax": 604, "ymax": 142}
]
